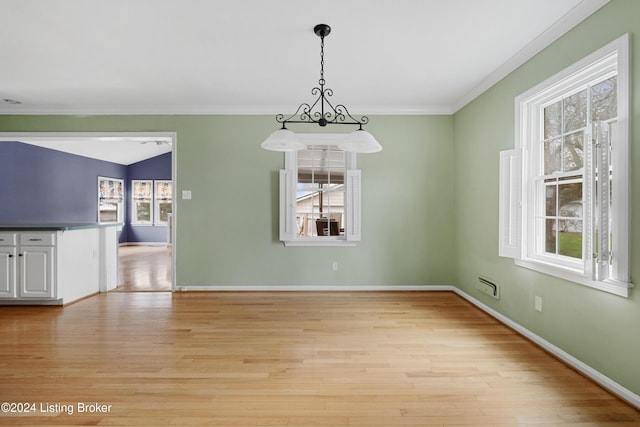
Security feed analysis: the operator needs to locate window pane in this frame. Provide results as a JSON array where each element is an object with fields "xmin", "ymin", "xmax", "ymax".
[
  {"xmin": 545, "ymin": 182, "xmax": 557, "ymax": 216},
  {"xmin": 544, "ymin": 138, "xmax": 562, "ymax": 174},
  {"xmin": 296, "ymin": 190, "xmax": 317, "ymax": 216},
  {"xmin": 296, "ymin": 215, "xmax": 308, "ymax": 237},
  {"xmin": 563, "ymin": 89, "xmax": 587, "ymax": 132},
  {"xmin": 158, "ymin": 202, "xmax": 172, "ymax": 223},
  {"xmin": 298, "ymin": 146, "xmax": 345, "ymax": 185},
  {"xmin": 318, "ymin": 189, "xmax": 344, "ymax": 215},
  {"xmin": 296, "ymin": 214, "xmax": 318, "ymax": 237},
  {"xmin": 316, "ymin": 217, "xmax": 340, "ymax": 236},
  {"xmin": 136, "ymin": 202, "xmax": 151, "ymax": 222},
  {"xmin": 558, "ymin": 181, "xmax": 582, "ymax": 218},
  {"xmin": 563, "ymin": 133, "xmax": 584, "ymax": 172},
  {"xmin": 544, "ymin": 101, "xmax": 562, "ymax": 139},
  {"xmin": 591, "ymin": 76, "xmax": 617, "ymax": 122},
  {"xmin": 558, "ymin": 220, "xmax": 582, "ymax": 258},
  {"xmin": 99, "ymin": 203, "xmax": 118, "ymax": 223},
  {"xmin": 545, "ymin": 218, "xmax": 556, "ymax": 254}
]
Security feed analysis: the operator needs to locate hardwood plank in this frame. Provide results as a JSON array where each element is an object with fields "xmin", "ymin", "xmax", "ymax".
[
  {"xmin": 115, "ymin": 246, "xmax": 171, "ymax": 292},
  {"xmin": 0, "ymin": 291, "xmax": 638, "ymax": 426}
]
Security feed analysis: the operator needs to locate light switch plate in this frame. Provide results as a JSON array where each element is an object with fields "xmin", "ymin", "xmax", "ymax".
[
  {"xmin": 535, "ymin": 296, "xmax": 543, "ymax": 312},
  {"xmin": 182, "ymin": 190, "xmax": 192, "ymax": 200}
]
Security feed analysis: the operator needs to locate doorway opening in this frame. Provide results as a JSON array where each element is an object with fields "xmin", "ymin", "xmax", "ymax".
[{"xmin": 0, "ymin": 131, "xmax": 177, "ymax": 292}]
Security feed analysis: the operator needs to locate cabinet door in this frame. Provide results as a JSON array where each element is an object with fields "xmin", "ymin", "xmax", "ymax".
[
  {"xmin": 18, "ymin": 246, "xmax": 54, "ymax": 298},
  {"xmin": 0, "ymin": 247, "xmax": 16, "ymax": 298}
]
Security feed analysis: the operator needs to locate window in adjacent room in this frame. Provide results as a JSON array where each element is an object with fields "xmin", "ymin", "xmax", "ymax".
[
  {"xmin": 132, "ymin": 180, "xmax": 153, "ymax": 225},
  {"xmin": 500, "ymin": 34, "xmax": 631, "ymax": 297},
  {"xmin": 98, "ymin": 177, "xmax": 124, "ymax": 223},
  {"xmin": 154, "ymin": 180, "xmax": 173, "ymax": 225},
  {"xmin": 280, "ymin": 134, "xmax": 360, "ymax": 246}
]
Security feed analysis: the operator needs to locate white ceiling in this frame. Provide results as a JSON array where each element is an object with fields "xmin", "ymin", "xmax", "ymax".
[
  {"xmin": 0, "ymin": 0, "xmax": 608, "ymax": 116},
  {"xmin": 2, "ymin": 135, "xmax": 173, "ymax": 165}
]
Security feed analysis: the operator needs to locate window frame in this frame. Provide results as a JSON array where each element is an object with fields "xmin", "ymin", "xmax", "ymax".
[
  {"xmin": 280, "ymin": 134, "xmax": 361, "ymax": 247},
  {"xmin": 502, "ymin": 34, "xmax": 631, "ymax": 297}
]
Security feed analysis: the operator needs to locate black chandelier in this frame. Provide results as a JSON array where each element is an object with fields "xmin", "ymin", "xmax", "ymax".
[{"xmin": 261, "ymin": 24, "xmax": 382, "ymax": 153}]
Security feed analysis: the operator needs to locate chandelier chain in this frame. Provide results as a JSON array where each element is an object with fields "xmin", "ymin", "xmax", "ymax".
[
  {"xmin": 274, "ymin": 24, "xmax": 369, "ymax": 129},
  {"xmin": 319, "ymin": 35, "xmax": 325, "ymax": 85}
]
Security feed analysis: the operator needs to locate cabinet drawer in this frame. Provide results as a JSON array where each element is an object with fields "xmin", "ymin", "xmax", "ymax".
[
  {"xmin": 0, "ymin": 233, "xmax": 17, "ymax": 246},
  {"xmin": 19, "ymin": 233, "xmax": 56, "ymax": 246}
]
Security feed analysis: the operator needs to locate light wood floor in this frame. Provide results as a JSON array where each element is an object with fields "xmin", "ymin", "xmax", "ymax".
[
  {"xmin": 0, "ymin": 292, "xmax": 638, "ymax": 426},
  {"xmin": 115, "ymin": 245, "xmax": 172, "ymax": 292}
]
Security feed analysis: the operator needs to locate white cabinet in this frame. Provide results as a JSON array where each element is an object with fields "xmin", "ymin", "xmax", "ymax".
[
  {"xmin": 0, "ymin": 245, "xmax": 16, "ymax": 298},
  {"xmin": 18, "ymin": 245, "xmax": 54, "ymax": 298},
  {"xmin": 0, "ymin": 227, "xmax": 114, "ymax": 305},
  {"xmin": 0, "ymin": 232, "xmax": 55, "ymax": 300}
]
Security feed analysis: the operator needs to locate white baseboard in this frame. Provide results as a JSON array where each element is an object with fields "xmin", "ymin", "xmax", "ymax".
[
  {"xmin": 176, "ymin": 285, "xmax": 453, "ymax": 292},
  {"xmin": 452, "ymin": 288, "xmax": 640, "ymax": 410},
  {"xmin": 119, "ymin": 242, "xmax": 168, "ymax": 247}
]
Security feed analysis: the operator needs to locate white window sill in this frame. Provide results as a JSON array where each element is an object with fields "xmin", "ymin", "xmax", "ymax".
[{"xmin": 515, "ymin": 258, "xmax": 632, "ymax": 298}]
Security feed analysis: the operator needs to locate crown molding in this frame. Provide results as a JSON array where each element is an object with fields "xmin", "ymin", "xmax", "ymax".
[{"xmin": 0, "ymin": 104, "xmax": 454, "ymax": 116}]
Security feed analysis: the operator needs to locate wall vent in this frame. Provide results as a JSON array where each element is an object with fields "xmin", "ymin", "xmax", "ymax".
[{"xmin": 477, "ymin": 276, "xmax": 500, "ymax": 300}]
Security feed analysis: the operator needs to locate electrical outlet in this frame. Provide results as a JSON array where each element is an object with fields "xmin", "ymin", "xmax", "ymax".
[
  {"xmin": 535, "ymin": 296, "xmax": 543, "ymax": 312},
  {"xmin": 332, "ymin": 261, "xmax": 338, "ymax": 271}
]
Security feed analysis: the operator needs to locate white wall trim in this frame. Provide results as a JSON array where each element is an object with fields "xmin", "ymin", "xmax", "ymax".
[
  {"xmin": 452, "ymin": 287, "xmax": 640, "ymax": 410},
  {"xmin": 119, "ymin": 242, "xmax": 168, "ymax": 247},
  {"xmin": 176, "ymin": 285, "xmax": 454, "ymax": 292},
  {"xmin": 0, "ymin": 104, "xmax": 453, "ymax": 116}
]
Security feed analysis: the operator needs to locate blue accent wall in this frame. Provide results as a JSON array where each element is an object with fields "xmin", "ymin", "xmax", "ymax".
[
  {"xmin": 0, "ymin": 142, "xmax": 172, "ymax": 244},
  {"xmin": 0, "ymin": 141, "xmax": 127, "ymax": 223}
]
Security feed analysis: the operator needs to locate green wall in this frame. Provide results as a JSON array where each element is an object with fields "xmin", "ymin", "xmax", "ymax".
[
  {"xmin": 0, "ymin": 114, "xmax": 455, "ymax": 288},
  {"xmin": 452, "ymin": 0, "xmax": 640, "ymax": 395}
]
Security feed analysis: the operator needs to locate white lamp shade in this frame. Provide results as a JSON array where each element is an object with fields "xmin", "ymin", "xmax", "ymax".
[
  {"xmin": 261, "ymin": 129, "xmax": 306, "ymax": 152},
  {"xmin": 338, "ymin": 130, "xmax": 382, "ymax": 153}
]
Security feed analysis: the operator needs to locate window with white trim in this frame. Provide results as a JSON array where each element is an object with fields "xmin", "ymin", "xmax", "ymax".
[
  {"xmin": 280, "ymin": 135, "xmax": 361, "ymax": 246},
  {"xmin": 500, "ymin": 34, "xmax": 631, "ymax": 297},
  {"xmin": 132, "ymin": 180, "xmax": 153, "ymax": 225}
]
